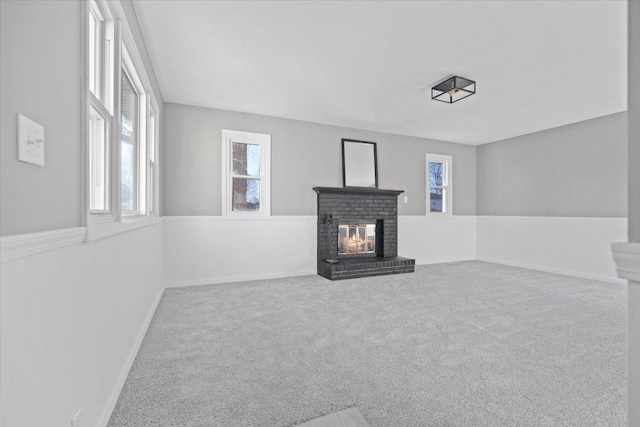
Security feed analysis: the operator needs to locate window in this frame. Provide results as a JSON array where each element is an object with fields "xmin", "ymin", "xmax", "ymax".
[
  {"xmin": 426, "ymin": 154, "xmax": 452, "ymax": 215},
  {"xmin": 86, "ymin": 0, "xmax": 159, "ymax": 237},
  {"xmin": 120, "ymin": 46, "xmax": 148, "ymax": 216},
  {"xmin": 222, "ymin": 130, "xmax": 271, "ymax": 216},
  {"xmin": 148, "ymin": 109, "xmax": 158, "ymax": 214},
  {"xmin": 88, "ymin": 0, "xmax": 113, "ymax": 214}
]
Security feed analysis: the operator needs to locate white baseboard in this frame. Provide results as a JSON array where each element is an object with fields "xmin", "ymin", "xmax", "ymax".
[
  {"xmin": 477, "ymin": 257, "xmax": 627, "ymax": 285},
  {"xmin": 166, "ymin": 269, "xmax": 318, "ymax": 288},
  {"xmin": 97, "ymin": 288, "xmax": 164, "ymax": 427}
]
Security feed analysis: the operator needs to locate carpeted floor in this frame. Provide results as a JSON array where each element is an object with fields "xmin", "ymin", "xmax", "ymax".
[{"xmin": 108, "ymin": 261, "xmax": 627, "ymax": 426}]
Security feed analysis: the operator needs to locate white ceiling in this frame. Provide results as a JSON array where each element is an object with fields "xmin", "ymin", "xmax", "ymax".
[{"xmin": 132, "ymin": 0, "xmax": 627, "ymax": 145}]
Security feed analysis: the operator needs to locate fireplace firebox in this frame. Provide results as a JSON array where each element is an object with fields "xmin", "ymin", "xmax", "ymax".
[
  {"xmin": 314, "ymin": 187, "xmax": 415, "ymax": 280},
  {"xmin": 338, "ymin": 223, "xmax": 377, "ymax": 256}
]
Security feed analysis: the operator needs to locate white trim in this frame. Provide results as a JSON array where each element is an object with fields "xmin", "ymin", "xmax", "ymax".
[
  {"xmin": 88, "ymin": 217, "xmax": 160, "ymax": 241},
  {"xmin": 97, "ymin": 288, "xmax": 164, "ymax": 427},
  {"xmin": 612, "ymin": 242, "xmax": 640, "ymax": 282},
  {"xmin": 221, "ymin": 129, "xmax": 271, "ymax": 218},
  {"xmin": 476, "ymin": 257, "xmax": 627, "ymax": 285},
  {"xmin": 477, "ymin": 215, "xmax": 625, "ymax": 222},
  {"xmin": 1, "ymin": 227, "xmax": 86, "ymax": 263},
  {"xmin": 166, "ymin": 270, "xmax": 317, "ymax": 289},
  {"xmin": 161, "ymin": 215, "xmax": 314, "ymax": 222}
]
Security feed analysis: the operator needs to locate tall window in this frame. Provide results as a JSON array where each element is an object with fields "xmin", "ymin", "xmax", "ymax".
[
  {"xmin": 222, "ymin": 130, "xmax": 271, "ymax": 216},
  {"xmin": 86, "ymin": 0, "xmax": 159, "ymax": 235},
  {"xmin": 88, "ymin": 0, "xmax": 113, "ymax": 213},
  {"xmin": 426, "ymin": 154, "xmax": 452, "ymax": 215},
  {"xmin": 120, "ymin": 67, "xmax": 140, "ymax": 214},
  {"xmin": 148, "ymin": 110, "xmax": 157, "ymax": 214}
]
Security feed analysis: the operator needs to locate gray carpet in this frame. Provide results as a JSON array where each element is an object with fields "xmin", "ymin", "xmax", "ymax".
[{"xmin": 108, "ymin": 261, "xmax": 627, "ymax": 426}]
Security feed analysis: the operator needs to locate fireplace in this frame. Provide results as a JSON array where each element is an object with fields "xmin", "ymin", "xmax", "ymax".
[
  {"xmin": 338, "ymin": 223, "xmax": 377, "ymax": 256},
  {"xmin": 314, "ymin": 187, "xmax": 415, "ymax": 280}
]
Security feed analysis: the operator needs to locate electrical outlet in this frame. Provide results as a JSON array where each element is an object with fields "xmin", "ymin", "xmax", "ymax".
[
  {"xmin": 403, "ymin": 196, "xmax": 408, "ymax": 203},
  {"xmin": 71, "ymin": 408, "xmax": 81, "ymax": 427},
  {"xmin": 491, "ymin": 249, "xmax": 496, "ymax": 256}
]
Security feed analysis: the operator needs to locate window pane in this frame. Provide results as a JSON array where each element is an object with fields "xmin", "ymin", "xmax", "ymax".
[
  {"xmin": 89, "ymin": 106, "xmax": 107, "ymax": 211},
  {"xmin": 89, "ymin": 11, "xmax": 96, "ymax": 95},
  {"xmin": 232, "ymin": 178, "xmax": 260, "ymax": 211},
  {"xmin": 430, "ymin": 188, "xmax": 444, "ymax": 213},
  {"xmin": 366, "ymin": 224, "xmax": 376, "ymax": 253},
  {"xmin": 149, "ymin": 113, "xmax": 156, "ymax": 161},
  {"xmin": 232, "ymin": 142, "xmax": 260, "ymax": 176},
  {"xmin": 429, "ymin": 161, "xmax": 444, "ymax": 186},
  {"xmin": 149, "ymin": 161, "xmax": 155, "ymax": 213},
  {"xmin": 121, "ymin": 71, "xmax": 138, "ymax": 213}
]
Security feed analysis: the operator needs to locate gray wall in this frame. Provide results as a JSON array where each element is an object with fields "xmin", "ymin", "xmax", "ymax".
[
  {"xmin": 0, "ymin": 0, "xmax": 163, "ymax": 236},
  {"xmin": 162, "ymin": 103, "xmax": 477, "ymax": 216},
  {"xmin": 476, "ymin": 112, "xmax": 628, "ymax": 217},
  {"xmin": 1, "ymin": 0, "xmax": 83, "ymax": 235}
]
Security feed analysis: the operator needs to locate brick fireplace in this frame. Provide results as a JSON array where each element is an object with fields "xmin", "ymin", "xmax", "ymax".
[{"xmin": 314, "ymin": 187, "xmax": 415, "ymax": 280}]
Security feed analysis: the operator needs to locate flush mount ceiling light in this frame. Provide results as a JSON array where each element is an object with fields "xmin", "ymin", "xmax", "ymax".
[{"xmin": 432, "ymin": 76, "xmax": 476, "ymax": 104}]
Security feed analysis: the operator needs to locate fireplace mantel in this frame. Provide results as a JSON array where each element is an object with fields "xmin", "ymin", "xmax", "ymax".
[{"xmin": 313, "ymin": 187, "xmax": 404, "ymax": 196}]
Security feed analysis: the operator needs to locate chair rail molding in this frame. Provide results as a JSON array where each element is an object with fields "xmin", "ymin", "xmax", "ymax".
[
  {"xmin": 1, "ymin": 227, "xmax": 86, "ymax": 262},
  {"xmin": 612, "ymin": 242, "xmax": 640, "ymax": 282}
]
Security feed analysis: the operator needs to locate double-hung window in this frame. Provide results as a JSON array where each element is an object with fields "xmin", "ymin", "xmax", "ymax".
[
  {"xmin": 120, "ymin": 47, "xmax": 147, "ymax": 216},
  {"xmin": 88, "ymin": 0, "xmax": 113, "ymax": 215},
  {"xmin": 222, "ymin": 130, "xmax": 271, "ymax": 217},
  {"xmin": 426, "ymin": 154, "xmax": 452, "ymax": 215},
  {"xmin": 86, "ymin": 0, "xmax": 159, "ymax": 237}
]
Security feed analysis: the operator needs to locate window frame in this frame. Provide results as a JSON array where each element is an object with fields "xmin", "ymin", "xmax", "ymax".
[
  {"xmin": 84, "ymin": 0, "xmax": 160, "ymax": 240},
  {"xmin": 221, "ymin": 129, "xmax": 271, "ymax": 218},
  {"xmin": 87, "ymin": 0, "xmax": 114, "ymax": 222},
  {"xmin": 425, "ymin": 153, "xmax": 453, "ymax": 216},
  {"xmin": 147, "ymin": 105, "xmax": 159, "ymax": 215},
  {"xmin": 120, "ymin": 46, "xmax": 148, "ymax": 218}
]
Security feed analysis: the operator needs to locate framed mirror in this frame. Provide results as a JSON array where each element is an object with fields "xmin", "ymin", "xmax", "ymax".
[{"xmin": 342, "ymin": 139, "xmax": 378, "ymax": 188}]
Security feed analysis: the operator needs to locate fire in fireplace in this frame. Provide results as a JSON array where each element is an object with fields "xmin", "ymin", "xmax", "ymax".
[{"xmin": 338, "ymin": 224, "xmax": 376, "ymax": 256}]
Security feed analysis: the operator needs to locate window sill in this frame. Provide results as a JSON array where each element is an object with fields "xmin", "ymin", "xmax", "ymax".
[
  {"xmin": 426, "ymin": 213, "xmax": 453, "ymax": 218},
  {"xmin": 87, "ymin": 215, "xmax": 160, "ymax": 241},
  {"xmin": 224, "ymin": 213, "xmax": 272, "ymax": 220}
]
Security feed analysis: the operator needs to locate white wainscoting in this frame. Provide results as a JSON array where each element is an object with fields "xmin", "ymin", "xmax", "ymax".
[
  {"xmin": 163, "ymin": 215, "xmax": 478, "ymax": 288},
  {"xmin": 163, "ymin": 216, "xmax": 317, "ymax": 287},
  {"xmin": 398, "ymin": 215, "xmax": 476, "ymax": 265},
  {"xmin": 0, "ymin": 224, "xmax": 164, "ymax": 427},
  {"xmin": 476, "ymin": 216, "xmax": 628, "ymax": 284}
]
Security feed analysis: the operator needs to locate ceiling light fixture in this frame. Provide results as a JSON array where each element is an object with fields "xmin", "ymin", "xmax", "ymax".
[{"xmin": 432, "ymin": 76, "xmax": 476, "ymax": 104}]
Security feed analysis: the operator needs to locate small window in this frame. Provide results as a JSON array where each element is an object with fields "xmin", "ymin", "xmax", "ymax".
[
  {"xmin": 222, "ymin": 130, "xmax": 271, "ymax": 216},
  {"xmin": 426, "ymin": 154, "xmax": 452, "ymax": 215}
]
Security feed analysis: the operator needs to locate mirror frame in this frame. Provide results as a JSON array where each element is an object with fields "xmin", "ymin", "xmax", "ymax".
[{"xmin": 342, "ymin": 139, "xmax": 378, "ymax": 189}]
